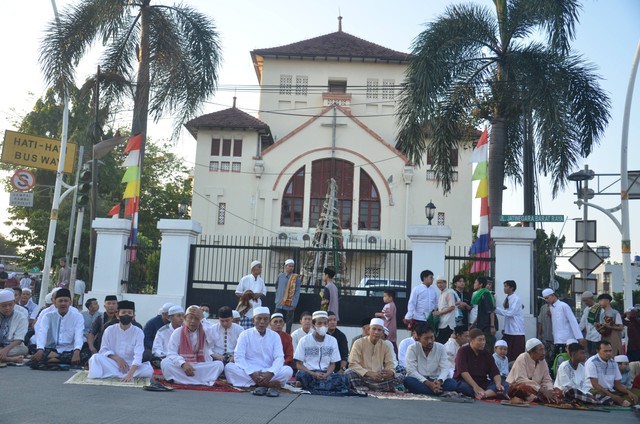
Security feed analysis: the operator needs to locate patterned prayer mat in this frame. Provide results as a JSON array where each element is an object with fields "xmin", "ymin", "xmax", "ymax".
[
  {"xmin": 367, "ymin": 391, "xmax": 441, "ymax": 401},
  {"xmin": 64, "ymin": 371, "xmax": 150, "ymax": 388},
  {"xmin": 156, "ymin": 379, "xmax": 243, "ymax": 393}
]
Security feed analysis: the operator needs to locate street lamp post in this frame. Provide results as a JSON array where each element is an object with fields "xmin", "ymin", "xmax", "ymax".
[{"xmin": 568, "ymin": 166, "xmax": 595, "ymax": 300}]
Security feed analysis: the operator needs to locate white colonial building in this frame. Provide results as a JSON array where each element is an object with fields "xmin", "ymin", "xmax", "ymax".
[{"xmin": 186, "ymin": 25, "xmax": 473, "ymax": 250}]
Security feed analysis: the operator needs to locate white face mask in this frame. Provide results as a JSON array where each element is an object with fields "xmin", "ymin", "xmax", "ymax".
[{"xmin": 315, "ymin": 326, "xmax": 328, "ymax": 336}]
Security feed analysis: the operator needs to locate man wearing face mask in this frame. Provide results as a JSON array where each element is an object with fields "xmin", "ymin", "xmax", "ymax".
[
  {"xmin": 87, "ymin": 300, "xmax": 153, "ymax": 381},
  {"xmin": 294, "ymin": 310, "xmax": 347, "ymax": 392}
]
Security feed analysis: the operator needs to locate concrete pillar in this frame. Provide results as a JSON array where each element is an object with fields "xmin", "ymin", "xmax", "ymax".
[
  {"xmin": 407, "ymin": 225, "xmax": 451, "ymax": 291},
  {"xmin": 492, "ymin": 226, "xmax": 537, "ymax": 339},
  {"xmin": 156, "ymin": 219, "xmax": 202, "ymax": 304},
  {"xmin": 88, "ymin": 218, "xmax": 131, "ymax": 298}
]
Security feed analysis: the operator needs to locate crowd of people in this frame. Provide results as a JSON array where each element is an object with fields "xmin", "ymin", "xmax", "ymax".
[{"xmin": 1, "ymin": 258, "xmax": 640, "ymax": 409}]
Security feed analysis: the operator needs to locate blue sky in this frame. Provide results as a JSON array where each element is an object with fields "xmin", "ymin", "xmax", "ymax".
[{"xmin": 0, "ymin": 0, "xmax": 639, "ymax": 271}]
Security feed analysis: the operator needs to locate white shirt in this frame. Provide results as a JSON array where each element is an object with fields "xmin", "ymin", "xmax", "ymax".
[
  {"xmin": 18, "ymin": 299, "xmax": 40, "ymax": 320},
  {"xmin": 385, "ymin": 339, "xmax": 398, "ymax": 368},
  {"xmin": 443, "ymin": 338, "xmax": 462, "ymax": 370},
  {"xmin": 293, "ymin": 332, "xmax": 340, "ymax": 371},
  {"xmin": 100, "ymin": 323, "xmax": 145, "ymax": 367},
  {"xmin": 549, "ymin": 300, "xmax": 583, "ymax": 344},
  {"xmin": 166, "ymin": 325, "xmax": 216, "ymax": 367},
  {"xmin": 19, "ymin": 277, "xmax": 32, "ymax": 289},
  {"xmin": 405, "ymin": 341, "xmax": 450, "ymax": 382},
  {"xmin": 207, "ymin": 322, "xmax": 244, "ymax": 356},
  {"xmin": 554, "ymin": 360, "xmax": 592, "ymax": 392},
  {"xmin": 234, "ymin": 327, "xmax": 284, "ymax": 374},
  {"xmin": 579, "ymin": 307, "xmax": 603, "ymax": 342},
  {"xmin": 495, "ymin": 293, "xmax": 525, "ymax": 335},
  {"xmin": 291, "ymin": 327, "xmax": 313, "ymax": 350},
  {"xmin": 405, "ymin": 284, "xmax": 438, "ymax": 321},
  {"xmin": 585, "ymin": 354, "xmax": 622, "ymax": 391},
  {"xmin": 36, "ymin": 309, "xmax": 84, "ymax": 352},
  {"xmin": 235, "ymin": 274, "xmax": 266, "ymax": 319},
  {"xmin": 437, "ymin": 288, "xmax": 456, "ymax": 330},
  {"xmin": 153, "ymin": 323, "xmax": 181, "ymax": 358},
  {"xmin": 397, "ymin": 336, "xmax": 415, "ymax": 368}
]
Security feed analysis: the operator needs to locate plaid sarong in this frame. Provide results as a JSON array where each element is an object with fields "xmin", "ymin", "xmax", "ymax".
[
  {"xmin": 345, "ymin": 369, "xmax": 399, "ymax": 392},
  {"xmin": 563, "ymin": 388, "xmax": 613, "ymax": 405}
]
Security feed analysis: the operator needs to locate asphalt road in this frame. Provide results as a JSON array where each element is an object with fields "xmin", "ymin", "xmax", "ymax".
[{"xmin": 1, "ymin": 367, "xmax": 638, "ymax": 424}]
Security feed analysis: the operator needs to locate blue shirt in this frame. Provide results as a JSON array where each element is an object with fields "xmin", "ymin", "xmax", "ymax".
[{"xmin": 274, "ymin": 272, "xmax": 301, "ymax": 311}]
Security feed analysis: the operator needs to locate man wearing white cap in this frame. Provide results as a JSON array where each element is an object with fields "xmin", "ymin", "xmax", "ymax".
[
  {"xmin": 346, "ymin": 317, "xmax": 398, "ymax": 392},
  {"xmin": 542, "ymin": 288, "xmax": 585, "ymax": 355},
  {"xmin": 88, "ymin": 300, "xmax": 153, "ymax": 380},
  {"xmin": 143, "ymin": 303, "xmax": 174, "ymax": 355},
  {"xmin": 161, "ymin": 305, "xmax": 223, "ymax": 386},
  {"xmin": 0, "ymin": 289, "xmax": 29, "ymax": 364},
  {"xmin": 493, "ymin": 339, "xmax": 509, "ymax": 379},
  {"xmin": 17, "ymin": 288, "xmax": 40, "ymax": 325},
  {"xmin": 274, "ymin": 259, "xmax": 301, "ymax": 333},
  {"xmin": 432, "ymin": 276, "xmax": 456, "ymax": 344},
  {"xmin": 579, "ymin": 291, "xmax": 603, "ymax": 356},
  {"xmin": 235, "ymin": 260, "xmax": 266, "ymax": 322},
  {"xmin": 152, "ymin": 305, "xmax": 185, "ymax": 366},
  {"xmin": 225, "ymin": 306, "xmax": 293, "ymax": 397},
  {"xmin": 615, "ymin": 354, "xmax": 632, "ymax": 388},
  {"xmin": 208, "ymin": 306, "xmax": 244, "ymax": 366},
  {"xmin": 506, "ymin": 338, "xmax": 560, "ymax": 404},
  {"xmin": 232, "ymin": 310, "xmax": 241, "ymax": 324},
  {"xmin": 294, "ymin": 310, "xmax": 347, "ymax": 393}
]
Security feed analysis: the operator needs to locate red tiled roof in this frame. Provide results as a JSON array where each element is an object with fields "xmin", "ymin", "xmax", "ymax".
[
  {"xmin": 251, "ymin": 31, "xmax": 410, "ymax": 62},
  {"xmin": 185, "ymin": 107, "xmax": 271, "ymax": 138}
]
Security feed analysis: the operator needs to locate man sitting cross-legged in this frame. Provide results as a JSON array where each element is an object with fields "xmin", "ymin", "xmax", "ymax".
[
  {"xmin": 291, "ymin": 311, "xmax": 313, "ymax": 350},
  {"xmin": 160, "ymin": 305, "xmax": 223, "ymax": 386},
  {"xmin": 207, "ymin": 306, "xmax": 244, "ymax": 366},
  {"xmin": 345, "ymin": 318, "xmax": 399, "ymax": 392},
  {"xmin": 404, "ymin": 323, "xmax": 458, "ymax": 395},
  {"xmin": 586, "ymin": 340, "xmax": 639, "ymax": 406},
  {"xmin": 554, "ymin": 342, "xmax": 613, "ymax": 405},
  {"xmin": 0, "ymin": 289, "xmax": 28, "ymax": 364},
  {"xmin": 225, "ymin": 306, "xmax": 294, "ymax": 397},
  {"xmin": 32, "ymin": 288, "xmax": 88, "ymax": 368},
  {"xmin": 270, "ymin": 312, "xmax": 294, "ymax": 367},
  {"xmin": 454, "ymin": 328, "xmax": 507, "ymax": 399},
  {"xmin": 152, "ymin": 305, "xmax": 185, "ymax": 367},
  {"xmin": 294, "ymin": 311, "xmax": 348, "ymax": 392},
  {"xmin": 87, "ymin": 300, "xmax": 153, "ymax": 381},
  {"xmin": 506, "ymin": 338, "xmax": 561, "ymax": 404}
]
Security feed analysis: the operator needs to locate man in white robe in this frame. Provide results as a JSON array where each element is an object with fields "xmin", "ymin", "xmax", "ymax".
[
  {"xmin": 88, "ymin": 300, "xmax": 153, "ymax": 380},
  {"xmin": 152, "ymin": 305, "xmax": 185, "ymax": 365},
  {"xmin": 225, "ymin": 306, "xmax": 293, "ymax": 397},
  {"xmin": 207, "ymin": 306, "xmax": 244, "ymax": 365},
  {"xmin": 32, "ymin": 288, "xmax": 87, "ymax": 367},
  {"xmin": 160, "ymin": 305, "xmax": 223, "ymax": 386}
]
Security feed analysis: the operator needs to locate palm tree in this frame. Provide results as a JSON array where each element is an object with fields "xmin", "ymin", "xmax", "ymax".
[
  {"xmin": 396, "ymin": 0, "xmax": 610, "ymax": 229},
  {"xmin": 40, "ymin": 0, "xmax": 222, "ymax": 162}
]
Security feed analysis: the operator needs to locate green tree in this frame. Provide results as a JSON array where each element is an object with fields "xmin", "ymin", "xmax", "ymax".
[
  {"xmin": 3, "ymin": 90, "xmax": 191, "ymax": 281},
  {"xmin": 534, "ymin": 228, "xmax": 566, "ymax": 294},
  {"xmin": 0, "ymin": 234, "xmax": 18, "ymax": 257},
  {"xmin": 39, "ymin": 0, "xmax": 222, "ymax": 165},
  {"xmin": 396, "ymin": 0, "xmax": 610, "ymax": 228}
]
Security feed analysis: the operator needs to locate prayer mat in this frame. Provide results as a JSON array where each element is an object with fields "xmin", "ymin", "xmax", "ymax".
[
  {"xmin": 156, "ymin": 379, "xmax": 243, "ymax": 393},
  {"xmin": 367, "ymin": 391, "xmax": 441, "ymax": 401},
  {"xmin": 64, "ymin": 371, "xmax": 150, "ymax": 388}
]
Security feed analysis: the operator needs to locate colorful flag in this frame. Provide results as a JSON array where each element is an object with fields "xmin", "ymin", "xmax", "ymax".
[
  {"xmin": 469, "ymin": 127, "xmax": 491, "ymax": 273},
  {"xmin": 118, "ymin": 133, "xmax": 144, "ymax": 261}
]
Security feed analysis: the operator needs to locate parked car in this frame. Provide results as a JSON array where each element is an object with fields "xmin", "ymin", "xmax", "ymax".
[{"xmin": 354, "ymin": 278, "xmax": 408, "ymax": 298}]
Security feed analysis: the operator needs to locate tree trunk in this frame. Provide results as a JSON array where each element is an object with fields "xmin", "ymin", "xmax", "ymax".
[
  {"xmin": 132, "ymin": 2, "xmax": 150, "ymax": 171},
  {"xmin": 488, "ymin": 117, "xmax": 507, "ymax": 233},
  {"xmin": 522, "ymin": 112, "xmax": 535, "ymax": 225}
]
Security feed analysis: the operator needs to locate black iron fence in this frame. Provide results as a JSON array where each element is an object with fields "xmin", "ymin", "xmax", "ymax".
[
  {"xmin": 444, "ymin": 245, "xmax": 494, "ymax": 288},
  {"xmin": 121, "ymin": 245, "xmax": 161, "ymax": 294},
  {"xmin": 187, "ymin": 235, "xmax": 411, "ymax": 326}
]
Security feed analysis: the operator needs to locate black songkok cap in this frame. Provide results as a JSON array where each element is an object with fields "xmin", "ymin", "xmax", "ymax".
[
  {"xmin": 105, "ymin": 295, "xmax": 118, "ymax": 301},
  {"xmin": 56, "ymin": 288, "xmax": 71, "ymax": 299},
  {"xmin": 118, "ymin": 300, "xmax": 135, "ymax": 311}
]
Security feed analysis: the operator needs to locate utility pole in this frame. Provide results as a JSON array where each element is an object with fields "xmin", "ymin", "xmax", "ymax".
[
  {"xmin": 89, "ymin": 66, "xmax": 100, "ymax": 288},
  {"xmin": 39, "ymin": 0, "xmax": 71, "ymax": 306},
  {"xmin": 65, "ymin": 145, "xmax": 84, "ymax": 261}
]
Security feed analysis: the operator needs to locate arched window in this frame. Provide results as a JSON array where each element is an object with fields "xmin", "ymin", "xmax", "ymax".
[
  {"xmin": 358, "ymin": 169, "xmax": 380, "ymax": 230},
  {"xmin": 310, "ymin": 159, "xmax": 353, "ymax": 229},
  {"xmin": 281, "ymin": 166, "xmax": 305, "ymax": 227}
]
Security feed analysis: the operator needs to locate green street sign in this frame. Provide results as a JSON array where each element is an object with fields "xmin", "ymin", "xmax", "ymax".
[
  {"xmin": 499, "ymin": 214, "xmax": 564, "ymax": 223},
  {"xmin": 30, "ymin": 267, "xmax": 40, "ymax": 273}
]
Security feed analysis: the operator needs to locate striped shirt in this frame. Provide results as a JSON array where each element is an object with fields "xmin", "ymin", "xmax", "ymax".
[{"xmin": 585, "ymin": 354, "xmax": 621, "ymax": 391}]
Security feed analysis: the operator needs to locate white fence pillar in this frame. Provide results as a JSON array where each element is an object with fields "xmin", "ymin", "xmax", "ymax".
[
  {"xmin": 407, "ymin": 225, "xmax": 451, "ymax": 291},
  {"xmin": 88, "ymin": 218, "xmax": 130, "ymax": 299},
  {"xmin": 156, "ymin": 219, "xmax": 202, "ymax": 304},
  {"xmin": 492, "ymin": 226, "xmax": 537, "ymax": 339}
]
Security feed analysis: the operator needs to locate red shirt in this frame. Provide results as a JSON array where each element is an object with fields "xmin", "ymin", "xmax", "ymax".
[
  {"xmin": 454, "ymin": 344, "xmax": 500, "ymax": 389},
  {"xmin": 278, "ymin": 331, "xmax": 294, "ymax": 367}
]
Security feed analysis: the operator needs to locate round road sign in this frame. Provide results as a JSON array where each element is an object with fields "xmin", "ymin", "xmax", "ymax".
[{"xmin": 11, "ymin": 169, "xmax": 36, "ymax": 192}]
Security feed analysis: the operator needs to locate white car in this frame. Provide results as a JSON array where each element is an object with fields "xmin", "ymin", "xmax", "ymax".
[{"xmin": 354, "ymin": 278, "xmax": 408, "ymax": 298}]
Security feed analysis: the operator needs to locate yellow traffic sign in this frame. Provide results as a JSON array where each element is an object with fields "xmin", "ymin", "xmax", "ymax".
[{"xmin": 1, "ymin": 130, "xmax": 77, "ymax": 174}]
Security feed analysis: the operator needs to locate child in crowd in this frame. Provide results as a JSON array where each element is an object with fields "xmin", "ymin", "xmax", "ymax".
[
  {"xmin": 493, "ymin": 339, "xmax": 509, "ymax": 380},
  {"xmin": 375, "ymin": 290, "xmax": 397, "ymax": 354}
]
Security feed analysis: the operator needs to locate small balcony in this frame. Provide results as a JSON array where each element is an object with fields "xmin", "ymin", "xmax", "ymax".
[{"xmin": 322, "ymin": 92, "xmax": 352, "ymax": 109}]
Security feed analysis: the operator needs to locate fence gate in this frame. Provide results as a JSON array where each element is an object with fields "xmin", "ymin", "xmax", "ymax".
[{"xmin": 186, "ymin": 236, "xmax": 411, "ymax": 326}]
